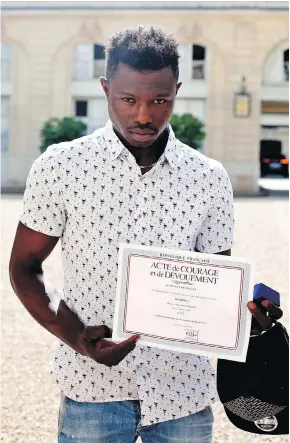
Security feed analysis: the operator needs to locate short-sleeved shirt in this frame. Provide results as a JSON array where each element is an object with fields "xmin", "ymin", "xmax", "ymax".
[{"xmin": 20, "ymin": 120, "xmax": 235, "ymax": 426}]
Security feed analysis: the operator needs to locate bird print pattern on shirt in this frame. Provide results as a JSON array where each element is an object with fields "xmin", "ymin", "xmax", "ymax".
[{"xmin": 20, "ymin": 120, "xmax": 234, "ymax": 426}]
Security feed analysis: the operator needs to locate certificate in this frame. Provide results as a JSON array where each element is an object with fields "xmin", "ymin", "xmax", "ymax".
[{"xmin": 113, "ymin": 244, "xmax": 254, "ymax": 362}]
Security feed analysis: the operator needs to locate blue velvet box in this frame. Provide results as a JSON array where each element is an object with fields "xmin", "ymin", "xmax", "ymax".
[{"xmin": 253, "ymin": 283, "xmax": 280, "ymax": 307}]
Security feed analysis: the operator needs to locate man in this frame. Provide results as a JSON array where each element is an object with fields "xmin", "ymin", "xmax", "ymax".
[{"xmin": 9, "ymin": 26, "xmax": 282, "ymax": 443}]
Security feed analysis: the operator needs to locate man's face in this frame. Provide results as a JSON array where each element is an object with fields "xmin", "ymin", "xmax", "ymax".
[{"xmin": 101, "ymin": 63, "xmax": 182, "ymax": 148}]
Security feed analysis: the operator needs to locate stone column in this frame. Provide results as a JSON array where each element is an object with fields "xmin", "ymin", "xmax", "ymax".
[{"xmin": 220, "ymin": 20, "xmax": 261, "ymax": 195}]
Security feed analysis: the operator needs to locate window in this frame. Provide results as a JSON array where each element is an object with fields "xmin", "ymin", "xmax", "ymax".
[
  {"xmin": 75, "ymin": 100, "xmax": 88, "ymax": 117},
  {"xmin": 1, "ymin": 96, "xmax": 10, "ymax": 152},
  {"xmin": 73, "ymin": 44, "xmax": 92, "ymax": 80},
  {"xmin": 73, "ymin": 43, "xmax": 105, "ymax": 80},
  {"xmin": 263, "ymin": 44, "xmax": 289, "ymax": 84},
  {"xmin": 93, "ymin": 44, "xmax": 105, "ymax": 78},
  {"xmin": 283, "ymin": 49, "xmax": 289, "ymax": 82},
  {"xmin": 192, "ymin": 45, "xmax": 206, "ymax": 80},
  {"xmin": 1, "ymin": 44, "xmax": 12, "ymax": 82}
]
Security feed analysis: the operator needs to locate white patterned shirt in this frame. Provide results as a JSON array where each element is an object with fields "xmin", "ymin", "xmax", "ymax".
[{"xmin": 20, "ymin": 120, "xmax": 234, "ymax": 426}]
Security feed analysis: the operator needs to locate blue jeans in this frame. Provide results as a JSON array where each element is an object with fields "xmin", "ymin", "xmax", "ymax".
[{"xmin": 58, "ymin": 395, "xmax": 213, "ymax": 443}]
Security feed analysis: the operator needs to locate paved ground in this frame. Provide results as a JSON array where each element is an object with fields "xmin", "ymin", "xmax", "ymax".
[{"xmin": 1, "ymin": 194, "xmax": 288, "ymax": 443}]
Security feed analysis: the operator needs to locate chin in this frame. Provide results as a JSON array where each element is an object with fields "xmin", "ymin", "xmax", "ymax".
[
  {"xmin": 126, "ymin": 132, "xmax": 159, "ymax": 148},
  {"xmin": 130, "ymin": 140, "xmax": 156, "ymax": 149}
]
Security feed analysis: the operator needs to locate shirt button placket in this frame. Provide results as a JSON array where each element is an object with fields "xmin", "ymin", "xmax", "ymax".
[{"xmin": 134, "ymin": 174, "xmax": 148, "ymax": 239}]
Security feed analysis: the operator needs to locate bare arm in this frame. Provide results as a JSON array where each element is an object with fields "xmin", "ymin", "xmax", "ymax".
[
  {"xmin": 9, "ymin": 222, "xmax": 139, "ymax": 366},
  {"xmin": 9, "ymin": 222, "xmax": 85, "ymax": 352}
]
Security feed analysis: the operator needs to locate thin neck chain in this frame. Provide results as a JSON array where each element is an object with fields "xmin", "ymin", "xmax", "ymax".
[{"xmin": 139, "ymin": 162, "xmax": 157, "ymax": 169}]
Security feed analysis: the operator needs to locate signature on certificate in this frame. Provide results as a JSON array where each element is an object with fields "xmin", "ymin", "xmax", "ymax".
[{"xmin": 185, "ymin": 329, "xmax": 200, "ymax": 341}]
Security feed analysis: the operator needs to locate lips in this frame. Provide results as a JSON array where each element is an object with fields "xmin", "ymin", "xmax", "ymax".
[
  {"xmin": 129, "ymin": 130, "xmax": 155, "ymax": 135},
  {"xmin": 129, "ymin": 132, "xmax": 156, "ymax": 142},
  {"xmin": 128, "ymin": 130, "xmax": 156, "ymax": 143}
]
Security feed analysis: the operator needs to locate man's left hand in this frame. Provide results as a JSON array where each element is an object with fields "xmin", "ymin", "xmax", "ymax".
[{"xmin": 248, "ymin": 300, "xmax": 283, "ymax": 336}]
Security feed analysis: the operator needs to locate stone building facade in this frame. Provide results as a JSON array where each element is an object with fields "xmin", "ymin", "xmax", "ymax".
[{"xmin": 1, "ymin": 1, "xmax": 289, "ymax": 194}]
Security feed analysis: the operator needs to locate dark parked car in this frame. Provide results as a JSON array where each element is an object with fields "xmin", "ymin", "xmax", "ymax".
[
  {"xmin": 260, "ymin": 153, "xmax": 289, "ymax": 177},
  {"xmin": 260, "ymin": 139, "xmax": 289, "ymax": 178}
]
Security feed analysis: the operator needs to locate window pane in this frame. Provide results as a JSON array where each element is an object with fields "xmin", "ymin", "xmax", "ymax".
[
  {"xmin": 192, "ymin": 45, "xmax": 205, "ymax": 61},
  {"xmin": 73, "ymin": 44, "xmax": 92, "ymax": 80},
  {"xmin": 1, "ymin": 43, "xmax": 12, "ymax": 81},
  {"xmin": 1, "ymin": 131, "xmax": 9, "ymax": 152},
  {"xmin": 192, "ymin": 61, "xmax": 205, "ymax": 79},
  {"xmin": 93, "ymin": 60, "xmax": 105, "ymax": 78},
  {"xmin": 1, "ymin": 96, "xmax": 10, "ymax": 152},
  {"xmin": 74, "ymin": 60, "xmax": 90, "ymax": 80},
  {"xmin": 192, "ymin": 45, "xmax": 206, "ymax": 79},
  {"xmin": 1, "ymin": 96, "xmax": 10, "ymax": 117},
  {"xmin": 1, "ymin": 44, "xmax": 12, "ymax": 60},
  {"xmin": 93, "ymin": 44, "xmax": 105, "ymax": 60},
  {"xmin": 1, "ymin": 60, "xmax": 11, "ymax": 81},
  {"xmin": 284, "ymin": 63, "xmax": 289, "ymax": 82},
  {"xmin": 74, "ymin": 44, "xmax": 91, "ymax": 61},
  {"xmin": 75, "ymin": 100, "xmax": 88, "ymax": 117},
  {"xmin": 284, "ymin": 49, "xmax": 289, "ymax": 82}
]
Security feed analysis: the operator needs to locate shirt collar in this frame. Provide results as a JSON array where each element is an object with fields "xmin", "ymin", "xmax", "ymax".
[{"xmin": 103, "ymin": 120, "xmax": 181, "ymax": 169}]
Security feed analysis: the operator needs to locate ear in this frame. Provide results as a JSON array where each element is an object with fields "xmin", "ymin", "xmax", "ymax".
[
  {"xmin": 176, "ymin": 82, "xmax": 182, "ymax": 95},
  {"xmin": 100, "ymin": 77, "xmax": 109, "ymax": 98}
]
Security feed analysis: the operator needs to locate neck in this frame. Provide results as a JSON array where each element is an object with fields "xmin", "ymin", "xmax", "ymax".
[{"xmin": 113, "ymin": 127, "xmax": 169, "ymax": 166}]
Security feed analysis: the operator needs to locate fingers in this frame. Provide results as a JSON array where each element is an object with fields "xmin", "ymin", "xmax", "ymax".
[
  {"xmin": 261, "ymin": 300, "xmax": 283, "ymax": 320},
  {"xmin": 111, "ymin": 334, "xmax": 140, "ymax": 365},
  {"xmin": 83, "ymin": 325, "xmax": 111, "ymax": 344},
  {"xmin": 248, "ymin": 300, "xmax": 283, "ymax": 331},
  {"xmin": 86, "ymin": 334, "xmax": 140, "ymax": 366},
  {"xmin": 82, "ymin": 336, "xmax": 114, "ymax": 357},
  {"xmin": 124, "ymin": 334, "xmax": 141, "ymax": 344},
  {"xmin": 248, "ymin": 302, "xmax": 272, "ymax": 330},
  {"xmin": 250, "ymin": 316, "xmax": 263, "ymax": 336},
  {"xmin": 117, "ymin": 334, "xmax": 140, "ymax": 351}
]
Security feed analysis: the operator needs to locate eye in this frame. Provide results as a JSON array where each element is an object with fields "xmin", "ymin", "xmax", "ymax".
[
  {"xmin": 153, "ymin": 99, "xmax": 166, "ymax": 104},
  {"xmin": 122, "ymin": 98, "xmax": 136, "ymax": 104}
]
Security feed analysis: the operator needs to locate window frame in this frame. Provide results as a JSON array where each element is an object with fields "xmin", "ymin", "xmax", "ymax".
[
  {"xmin": 192, "ymin": 44, "xmax": 207, "ymax": 81},
  {"xmin": 283, "ymin": 49, "xmax": 289, "ymax": 83},
  {"xmin": 1, "ymin": 43, "xmax": 12, "ymax": 83},
  {"xmin": 75, "ymin": 99, "xmax": 88, "ymax": 118}
]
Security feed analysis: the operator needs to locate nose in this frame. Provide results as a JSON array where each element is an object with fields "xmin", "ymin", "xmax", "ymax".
[{"xmin": 134, "ymin": 103, "xmax": 153, "ymax": 126}]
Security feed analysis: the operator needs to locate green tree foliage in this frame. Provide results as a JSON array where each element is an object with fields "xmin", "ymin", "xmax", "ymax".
[
  {"xmin": 39, "ymin": 117, "xmax": 87, "ymax": 153},
  {"xmin": 170, "ymin": 113, "xmax": 205, "ymax": 150}
]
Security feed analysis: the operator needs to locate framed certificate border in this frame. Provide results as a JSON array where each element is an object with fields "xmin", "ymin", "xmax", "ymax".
[{"xmin": 113, "ymin": 244, "xmax": 254, "ymax": 362}]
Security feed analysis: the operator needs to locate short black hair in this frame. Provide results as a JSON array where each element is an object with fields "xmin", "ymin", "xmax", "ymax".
[{"xmin": 105, "ymin": 25, "xmax": 179, "ymax": 81}]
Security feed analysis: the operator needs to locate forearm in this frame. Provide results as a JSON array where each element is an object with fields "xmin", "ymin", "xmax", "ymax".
[{"xmin": 9, "ymin": 261, "xmax": 84, "ymax": 352}]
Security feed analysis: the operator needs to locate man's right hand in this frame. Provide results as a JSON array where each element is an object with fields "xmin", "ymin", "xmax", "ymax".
[{"xmin": 76, "ymin": 325, "xmax": 140, "ymax": 367}]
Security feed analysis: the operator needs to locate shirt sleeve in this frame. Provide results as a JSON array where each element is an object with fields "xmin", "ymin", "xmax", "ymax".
[
  {"xmin": 20, "ymin": 145, "xmax": 66, "ymax": 237},
  {"xmin": 195, "ymin": 164, "xmax": 235, "ymax": 254}
]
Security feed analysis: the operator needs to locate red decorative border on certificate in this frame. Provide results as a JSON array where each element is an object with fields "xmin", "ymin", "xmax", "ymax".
[{"xmin": 123, "ymin": 254, "xmax": 244, "ymax": 350}]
